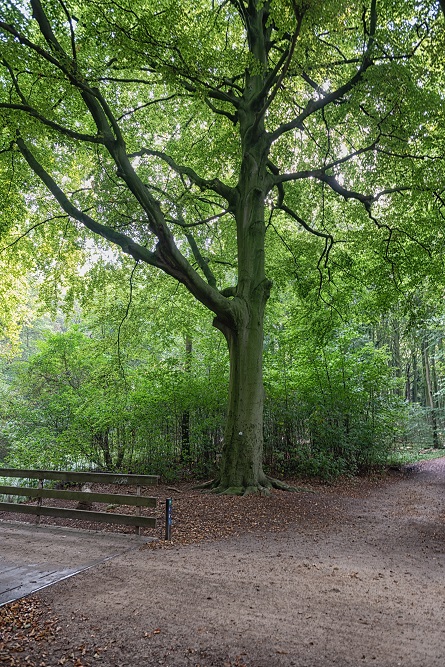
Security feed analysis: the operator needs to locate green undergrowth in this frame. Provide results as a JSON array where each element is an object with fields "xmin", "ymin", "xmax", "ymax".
[{"xmin": 387, "ymin": 442, "xmax": 445, "ymax": 468}]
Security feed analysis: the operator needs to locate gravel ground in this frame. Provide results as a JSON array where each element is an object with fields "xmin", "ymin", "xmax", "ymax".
[{"xmin": 1, "ymin": 458, "xmax": 444, "ymax": 667}]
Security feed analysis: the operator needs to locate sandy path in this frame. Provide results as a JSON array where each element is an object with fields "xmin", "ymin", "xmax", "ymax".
[{"xmin": 9, "ymin": 459, "xmax": 445, "ymax": 666}]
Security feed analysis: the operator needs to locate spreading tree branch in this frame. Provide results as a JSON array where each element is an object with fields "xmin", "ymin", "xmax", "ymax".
[
  {"xmin": 276, "ymin": 201, "xmax": 334, "ymax": 244},
  {"xmin": 272, "ymin": 201, "xmax": 336, "ymax": 299},
  {"xmin": 15, "ymin": 136, "xmax": 160, "ymax": 266},
  {"xmin": 128, "ymin": 148, "xmax": 237, "ymax": 204},
  {"xmin": 0, "ymin": 214, "xmax": 69, "ymax": 252},
  {"xmin": 255, "ymin": 1, "xmax": 305, "ymax": 122},
  {"xmin": 268, "ymin": 0, "xmax": 377, "ymax": 144},
  {"xmin": 15, "ymin": 136, "xmax": 236, "ymax": 326},
  {"xmin": 272, "ymin": 138, "xmax": 382, "ymax": 188},
  {"xmin": 0, "ymin": 102, "xmax": 103, "ymax": 144},
  {"xmin": 184, "ymin": 231, "xmax": 218, "ymax": 288},
  {"xmin": 204, "ymin": 97, "xmax": 238, "ymax": 124}
]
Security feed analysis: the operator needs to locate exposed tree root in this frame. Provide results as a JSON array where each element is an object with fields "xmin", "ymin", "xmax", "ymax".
[
  {"xmin": 265, "ymin": 477, "xmax": 314, "ymax": 493},
  {"xmin": 193, "ymin": 479, "xmax": 216, "ymax": 491},
  {"xmin": 210, "ymin": 485, "xmax": 247, "ymax": 496},
  {"xmin": 194, "ymin": 476, "xmax": 313, "ymax": 496}
]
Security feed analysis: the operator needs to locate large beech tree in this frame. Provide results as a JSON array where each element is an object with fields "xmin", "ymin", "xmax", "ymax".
[{"xmin": 1, "ymin": 0, "xmax": 444, "ymax": 493}]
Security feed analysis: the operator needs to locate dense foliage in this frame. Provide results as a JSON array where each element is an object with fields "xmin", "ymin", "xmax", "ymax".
[
  {"xmin": 1, "ymin": 1, "xmax": 445, "ymax": 488},
  {"xmin": 2, "ymin": 262, "xmax": 441, "ymax": 482}
]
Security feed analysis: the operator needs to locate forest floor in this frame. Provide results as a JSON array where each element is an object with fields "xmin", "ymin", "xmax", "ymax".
[{"xmin": 1, "ymin": 457, "xmax": 444, "ymax": 667}]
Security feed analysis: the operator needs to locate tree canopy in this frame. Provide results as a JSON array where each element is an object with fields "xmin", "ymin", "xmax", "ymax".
[{"xmin": 1, "ymin": 0, "xmax": 445, "ymax": 492}]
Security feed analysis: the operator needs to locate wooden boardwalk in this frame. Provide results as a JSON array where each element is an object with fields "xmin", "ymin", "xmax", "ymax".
[{"xmin": 0, "ymin": 521, "xmax": 152, "ymax": 606}]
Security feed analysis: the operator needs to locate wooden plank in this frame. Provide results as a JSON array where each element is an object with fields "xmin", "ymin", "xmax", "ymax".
[
  {"xmin": 0, "ymin": 502, "xmax": 156, "ymax": 528},
  {"xmin": 0, "ymin": 486, "xmax": 157, "ymax": 507},
  {"xmin": 0, "ymin": 563, "xmax": 79, "ymax": 607},
  {"xmin": 0, "ymin": 468, "xmax": 158, "ymax": 486}
]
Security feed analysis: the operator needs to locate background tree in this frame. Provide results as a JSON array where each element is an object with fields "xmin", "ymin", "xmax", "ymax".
[
  {"xmin": 1, "ymin": 0, "xmax": 444, "ymax": 492},
  {"xmin": 2, "ymin": 284, "xmax": 408, "ymax": 480}
]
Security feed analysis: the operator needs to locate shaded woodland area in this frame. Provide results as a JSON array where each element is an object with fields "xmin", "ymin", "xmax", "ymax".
[{"xmin": 1, "ymin": 297, "xmax": 444, "ymax": 482}]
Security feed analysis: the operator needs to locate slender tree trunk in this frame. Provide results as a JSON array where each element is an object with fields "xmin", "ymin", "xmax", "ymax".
[
  {"xmin": 430, "ymin": 342, "xmax": 443, "ymax": 447},
  {"xmin": 391, "ymin": 320, "xmax": 402, "ymax": 396},
  {"xmin": 422, "ymin": 336, "xmax": 440, "ymax": 449},
  {"xmin": 405, "ymin": 361, "xmax": 411, "ymax": 402},
  {"xmin": 116, "ymin": 424, "xmax": 125, "ymax": 469},
  {"xmin": 412, "ymin": 353, "xmax": 418, "ymax": 403},
  {"xmin": 436, "ymin": 337, "xmax": 444, "ymax": 421},
  {"xmin": 180, "ymin": 336, "xmax": 192, "ymax": 462},
  {"xmin": 94, "ymin": 431, "xmax": 113, "ymax": 469}
]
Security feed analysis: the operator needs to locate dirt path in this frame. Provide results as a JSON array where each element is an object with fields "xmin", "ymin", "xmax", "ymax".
[{"xmin": 2, "ymin": 459, "xmax": 445, "ymax": 666}]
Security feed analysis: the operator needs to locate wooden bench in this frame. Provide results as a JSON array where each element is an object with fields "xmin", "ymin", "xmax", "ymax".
[{"xmin": 0, "ymin": 468, "xmax": 158, "ymax": 534}]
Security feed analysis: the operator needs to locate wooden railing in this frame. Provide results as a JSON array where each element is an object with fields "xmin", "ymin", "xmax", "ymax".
[{"xmin": 0, "ymin": 468, "xmax": 158, "ymax": 534}]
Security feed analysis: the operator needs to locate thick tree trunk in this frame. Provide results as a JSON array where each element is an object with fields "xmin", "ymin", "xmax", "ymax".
[
  {"xmin": 201, "ymin": 306, "xmax": 297, "ymax": 493},
  {"xmin": 212, "ymin": 293, "xmax": 270, "ymax": 494},
  {"xmin": 207, "ymin": 133, "xmax": 276, "ymax": 492}
]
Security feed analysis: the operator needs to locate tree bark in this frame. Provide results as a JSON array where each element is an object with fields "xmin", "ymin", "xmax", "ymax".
[
  {"xmin": 180, "ymin": 336, "xmax": 192, "ymax": 462},
  {"xmin": 208, "ymin": 292, "xmax": 298, "ymax": 494},
  {"xmin": 207, "ymin": 51, "xmax": 275, "ymax": 492},
  {"xmin": 412, "ymin": 352, "xmax": 418, "ymax": 403},
  {"xmin": 212, "ymin": 288, "xmax": 270, "ymax": 494},
  {"xmin": 421, "ymin": 336, "xmax": 440, "ymax": 449}
]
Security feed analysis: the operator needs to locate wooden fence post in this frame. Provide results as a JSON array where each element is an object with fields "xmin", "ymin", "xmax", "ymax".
[
  {"xmin": 136, "ymin": 484, "xmax": 141, "ymax": 536},
  {"xmin": 165, "ymin": 498, "xmax": 172, "ymax": 540},
  {"xmin": 36, "ymin": 478, "xmax": 43, "ymax": 525}
]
